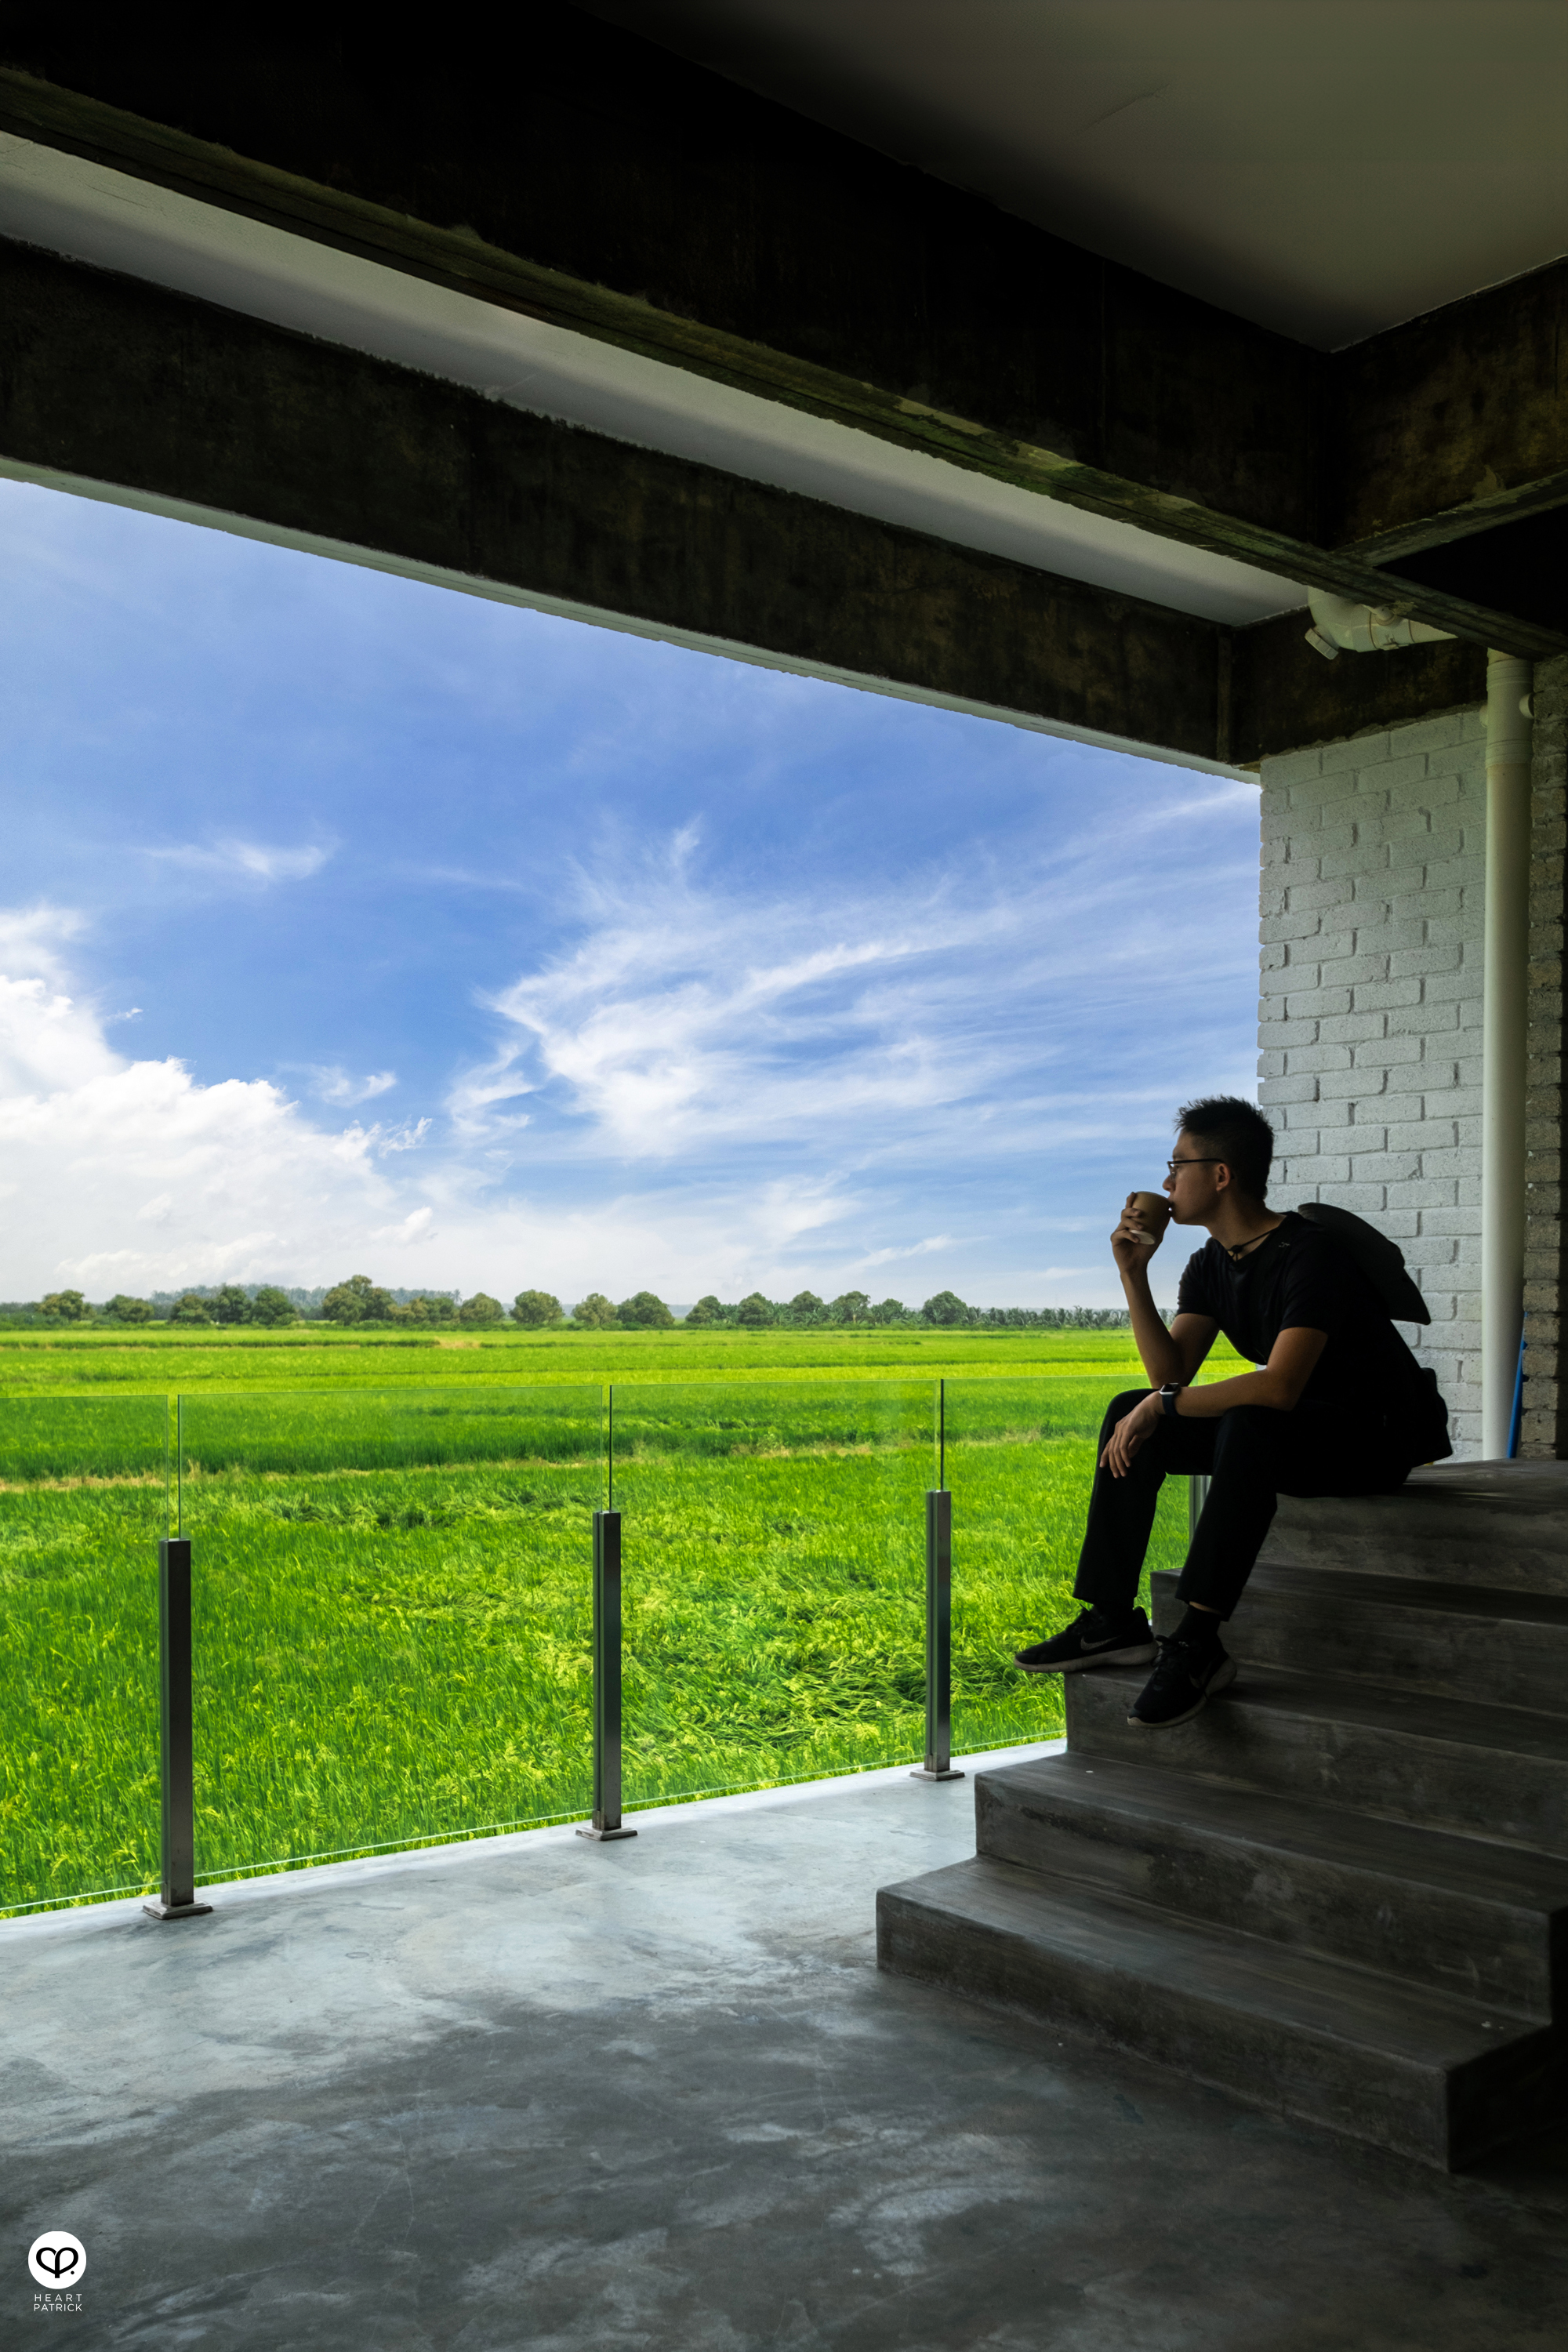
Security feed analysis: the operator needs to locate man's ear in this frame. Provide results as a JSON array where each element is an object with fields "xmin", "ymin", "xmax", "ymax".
[{"xmin": 1213, "ymin": 1161, "xmax": 1232, "ymax": 1193}]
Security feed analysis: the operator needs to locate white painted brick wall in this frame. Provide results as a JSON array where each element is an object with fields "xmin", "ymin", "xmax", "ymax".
[{"xmin": 1258, "ymin": 707, "xmax": 1487, "ymax": 1456}]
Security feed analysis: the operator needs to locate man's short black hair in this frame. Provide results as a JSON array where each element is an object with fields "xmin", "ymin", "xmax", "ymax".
[{"xmin": 1176, "ymin": 1094, "xmax": 1276, "ymax": 1200}]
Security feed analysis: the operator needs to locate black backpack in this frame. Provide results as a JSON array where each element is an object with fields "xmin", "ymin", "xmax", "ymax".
[
  {"xmin": 1295, "ymin": 1200, "xmax": 1430, "ymax": 1323},
  {"xmin": 1295, "ymin": 1202, "xmax": 1451, "ymax": 1461}
]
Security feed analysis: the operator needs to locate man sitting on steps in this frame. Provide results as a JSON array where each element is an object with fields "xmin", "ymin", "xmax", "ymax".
[{"xmin": 1012, "ymin": 1094, "xmax": 1450, "ymax": 1730}]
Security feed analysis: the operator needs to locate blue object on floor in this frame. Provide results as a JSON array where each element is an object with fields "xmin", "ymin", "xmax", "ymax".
[{"xmin": 1508, "ymin": 1322, "xmax": 1526, "ymax": 1460}]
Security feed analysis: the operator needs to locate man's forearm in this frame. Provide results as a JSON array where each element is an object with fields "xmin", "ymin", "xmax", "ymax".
[
  {"xmin": 1172, "ymin": 1367, "xmax": 1292, "ymax": 1415},
  {"xmin": 1121, "ymin": 1266, "xmax": 1181, "ymax": 1386}
]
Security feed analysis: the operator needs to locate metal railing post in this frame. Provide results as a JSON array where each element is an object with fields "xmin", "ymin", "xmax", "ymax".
[
  {"xmin": 143, "ymin": 1534, "xmax": 212, "ymax": 1919},
  {"xmin": 911, "ymin": 1487, "xmax": 964, "ymax": 1783},
  {"xmin": 578, "ymin": 1508, "xmax": 637, "ymax": 1841}
]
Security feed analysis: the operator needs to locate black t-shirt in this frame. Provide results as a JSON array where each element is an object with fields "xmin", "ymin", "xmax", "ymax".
[{"xmin": 1175, "ymin": 1210, "xmax": 1441, "ymax": 1444}]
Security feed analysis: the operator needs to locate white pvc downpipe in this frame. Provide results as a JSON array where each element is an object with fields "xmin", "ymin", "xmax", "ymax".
[{"xmin": 1482, "ymin": 651, "xmax": 1533, "ymax": 1459}]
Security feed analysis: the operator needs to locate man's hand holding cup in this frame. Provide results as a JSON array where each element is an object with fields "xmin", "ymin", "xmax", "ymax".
[{"xmin": 1112, "ymin": 1189, "xmax": 1171, "ymax": 1273}]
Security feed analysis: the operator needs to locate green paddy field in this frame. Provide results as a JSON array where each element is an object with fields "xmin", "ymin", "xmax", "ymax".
[{"xmin": 0, "ymin": 1323, "xmax": 1235, "ymax": 1915}]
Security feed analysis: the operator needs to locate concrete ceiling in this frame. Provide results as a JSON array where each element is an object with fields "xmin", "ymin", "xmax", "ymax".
[{"xmin": 583, "ymin": 0, "xmax": 1568, "ymax": 348}]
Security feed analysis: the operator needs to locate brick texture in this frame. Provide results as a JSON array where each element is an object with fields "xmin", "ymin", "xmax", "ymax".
[
  {"xmin": 1523, "ymin": 653, "xmax": 1568, "ymax": 1458},
  {"xmin": 1258, "ymin": 713, "xmax": 1487, "ymax": 1456}
]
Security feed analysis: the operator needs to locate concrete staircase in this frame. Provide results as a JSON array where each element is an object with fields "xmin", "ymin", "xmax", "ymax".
[{"xmin": 877, "ymin": 1463, "xmax": 1568, "ymax": 2169}]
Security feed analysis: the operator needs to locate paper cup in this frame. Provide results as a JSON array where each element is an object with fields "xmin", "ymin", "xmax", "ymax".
[{"xmin": 1130, "ymin": 1190, "xmax": 1171, "ymax": 1246}]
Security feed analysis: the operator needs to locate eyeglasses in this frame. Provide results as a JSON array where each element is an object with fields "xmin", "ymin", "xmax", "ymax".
[{"xmin": 1166, "ymin": 1156, "xmax": 1225, "ymax": 1173}]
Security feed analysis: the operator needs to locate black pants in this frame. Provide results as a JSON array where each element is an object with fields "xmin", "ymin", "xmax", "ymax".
[{"xmin": 1073, "ymin": 1389, "xmax": 1410, "ymax": 1621}]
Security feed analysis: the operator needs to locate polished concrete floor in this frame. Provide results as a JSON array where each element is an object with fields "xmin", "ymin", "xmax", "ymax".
[{"xmin": 5, "ymin": 1748, "xmax": 1568, "ymax": 2350}]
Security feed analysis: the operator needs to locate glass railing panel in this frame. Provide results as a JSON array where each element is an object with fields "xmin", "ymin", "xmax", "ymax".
[
  {"xmin": 608, "ymin": 1379, "xmax": 936, "ymax": 1809},
  {"xmin": 0, "ymin": 1395, "xmax": 169, "ymax": 1916},
  {"xmin": 177, "ymin": 1385, "xmax": 602, "ymax": 1886},
  {"xmin": 943, "ymin": 1374, "xmax": 1190, "ymax": 1757}
]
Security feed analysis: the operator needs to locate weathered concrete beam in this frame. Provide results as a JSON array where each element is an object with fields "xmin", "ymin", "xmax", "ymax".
[
  {"xmin": 1335, "ymin": 269, "xmax": 1568, "ymax": 558},
  {"xmin": 0, "ymin": 23, "xmax": 1563, "ymax": 658},
  {"xmin": 0, "ymin": 239, "xmax": 1231, "ymax": 767},
  {"xmin": 0, "ymin": 240, "xmax": 1495, "ymax": 775},
  {"xmin": 1229, "ymin": 617, "xmax": 1488, "ymax": 770}
]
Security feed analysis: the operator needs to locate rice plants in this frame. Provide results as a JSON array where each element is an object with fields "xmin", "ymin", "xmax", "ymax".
[
  {"xmin": 0, "ymin": 1321, "xmax": 1193, "ymax": 1397},
  {"xmin": 1, "ymin": 1350, "xmax": 1203, "ymax": 1914}
]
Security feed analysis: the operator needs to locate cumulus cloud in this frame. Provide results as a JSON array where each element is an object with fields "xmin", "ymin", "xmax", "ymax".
[
  {"xmin": 145, "ymin": 838, "xmax": 333, "ymax": 884},
  {"xmin": 0, "ymin": 916, "xmax": 426, "ymax": 1293},
  {"xmin": 372, "ymin": 1206, "xmax": 437, "ymax": 1247}
]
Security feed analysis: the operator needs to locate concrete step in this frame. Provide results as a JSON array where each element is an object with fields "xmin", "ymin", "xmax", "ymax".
[
  {"xmin": 877, "ymin": 1853, "xmax": 1565, "ymax": 2169},
  {"xmin": 1150, "ymin": 1564, "xmax": 1568, "ymax": 1717},
  {"xmin": 1065, "ymin": 1662, "xmax": 1568, "ymax": 1859},
  {"xmin": 975, "ymin": 1749, "xmax": 1568, "ymax": 2019},
  {"xmin": 1261, "ymin": 1462, "xmax": 1568, "ymax": 1598}
]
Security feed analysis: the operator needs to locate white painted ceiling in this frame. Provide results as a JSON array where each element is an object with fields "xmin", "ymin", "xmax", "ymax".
[
  {"xmin": 584, "ymin": 0, "xmax": 1568, "ymax": 348},
  {"xmin": 0, "ymin": 134, "xmax": 1305, "ymax": 624}
]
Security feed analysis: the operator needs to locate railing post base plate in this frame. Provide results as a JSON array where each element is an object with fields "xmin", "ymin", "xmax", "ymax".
[
  {"xmin": 575, "ymin": 1824, "xmax": 637, "ymax": 1841},
  {"xmin": 142, "ymin": 1898, "xmax": 212, "ymax": 1919},
  {"xmin": 909, "ymin": 1766, "xmax": 966, "ymax": 1782}
]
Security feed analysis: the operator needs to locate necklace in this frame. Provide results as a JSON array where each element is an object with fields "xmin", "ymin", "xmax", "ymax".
[{"xmin": 1225, "ymin": 1224, "xmax": 1282, "ymax": 1265}]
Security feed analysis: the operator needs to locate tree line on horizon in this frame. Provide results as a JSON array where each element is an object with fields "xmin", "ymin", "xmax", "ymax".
[{"xmin": 9, "ymin": 1278, "xmax": 1140, "ymax": 1333}]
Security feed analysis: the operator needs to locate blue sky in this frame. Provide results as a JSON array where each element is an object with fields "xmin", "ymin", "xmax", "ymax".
[{"xmin": 0, "ymin": 477, "xmax": 1260, "ymax": 1308}]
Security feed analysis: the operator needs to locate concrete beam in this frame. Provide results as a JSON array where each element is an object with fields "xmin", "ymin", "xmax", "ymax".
[
  {"xmin": 0, "ymin": 240, "xmax": 1500, "ymax": 776},
  {"xmin": 0, "ymin": 24, "xmax": 1563, "ymax": 659},
  {"xmin": 1335, "ymin": 267, "xmax": 1568, "ymax": 559},
  {"xmin": 0, "ymin": 239, "xmax": 1232, "ymax": 769},
  {"xmin": 1229, "ymin": 617, "xmax": 1488, "ymax": 770}
]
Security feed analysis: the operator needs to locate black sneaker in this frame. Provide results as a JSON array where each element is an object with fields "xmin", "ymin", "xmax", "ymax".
[
  {"xmin": 1127, "ymin": 1629, "xmax": 1236, "ymax": 1727},
  {"xmin": 1013, "ymin": 1606, "xmax": 1156, "ymax": 1675}
]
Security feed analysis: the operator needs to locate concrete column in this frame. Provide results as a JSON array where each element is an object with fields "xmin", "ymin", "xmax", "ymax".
[{"xmin": 1483, "ymin": 651, "xmax": 1534, "ymax": 1457}]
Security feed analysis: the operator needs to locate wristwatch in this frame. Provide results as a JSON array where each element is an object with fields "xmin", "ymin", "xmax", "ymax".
[{"xmin": 1160, "ymin": 1383, "xmax": 1183, "ymax": 1417}]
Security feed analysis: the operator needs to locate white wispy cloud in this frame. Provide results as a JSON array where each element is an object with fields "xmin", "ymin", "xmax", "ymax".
[
  {"xmin": 450, "ymin": 816, "xmax": 1255, "ymax": 1178},
  {"xmin": 456, "ymin": 885, "xmax": 1006, "ymax": 1152},
  {"xmin": 0, "ymin": 902, "xmax": 85, "ymax": 986},
  {"xmin": 374, "ymin": 1120, "xmax": 432, "ymax": 1154},
  {"xmin": 856, "ymin": 1235, "xmax": 964, "ymax": 1269},
  {"xmin": 1138, "ymin": 779, "xmax": 1261, "ymax": 829},
  {"xmin": 308, "ymin": 1065, "xmax": 398, "ymax": 1105},
  {"xmin": 145, "ymin": 838, "xmax": 334, "ymax": 884}
]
